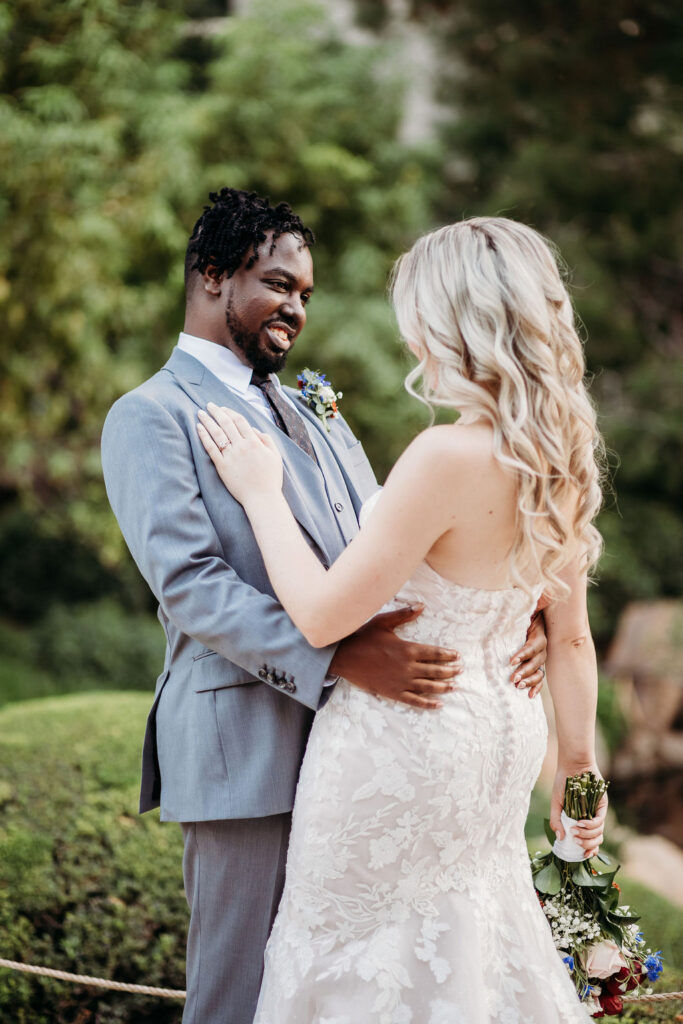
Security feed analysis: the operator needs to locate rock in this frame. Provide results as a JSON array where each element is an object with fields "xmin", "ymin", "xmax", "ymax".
[{"xmin": 620, "ymin": 834, "xmax": 683, "ymax": 909}]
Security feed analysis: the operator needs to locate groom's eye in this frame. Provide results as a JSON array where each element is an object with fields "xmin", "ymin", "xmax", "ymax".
[{"xmin": 266, "ymin": 279, "xmax": 288, "ymax": 291}]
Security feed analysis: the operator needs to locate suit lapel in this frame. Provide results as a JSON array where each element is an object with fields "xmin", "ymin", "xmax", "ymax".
[
  {"xmin": 285, "ymin": 386, "xmax": 366, "ymax": 510},
  {"xmin": 164, "ymin": 348, "xmax": 333, "ymax": 558}
]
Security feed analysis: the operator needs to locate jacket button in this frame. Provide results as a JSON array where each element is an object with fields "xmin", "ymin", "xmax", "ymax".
[{"xmin": 334, "ymin": 502, "xmax": 343, "ymax": 512}]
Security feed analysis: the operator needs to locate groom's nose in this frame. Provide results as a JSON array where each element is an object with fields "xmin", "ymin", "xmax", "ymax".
[{"xmin": 279, "ymin": 297, "xmax": 306, "ymax": 332}]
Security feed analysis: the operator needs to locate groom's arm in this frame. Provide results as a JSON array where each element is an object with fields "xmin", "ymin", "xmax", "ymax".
[{"xmin": 102, "ymin": 389, "xmax": 337, "ymax": 711}]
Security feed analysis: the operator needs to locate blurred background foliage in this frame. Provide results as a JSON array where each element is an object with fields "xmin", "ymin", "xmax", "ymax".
[
  {"xmin": 0, "ymin": 0, "xmax": 681, "ymax": 665},
  {"xmin": 1, "ymin": 0, "xmax": 680, "ymax": 672},
  {"xmin": 0, "ymin": 1, "xmax": 681, "ymax": 1018}
]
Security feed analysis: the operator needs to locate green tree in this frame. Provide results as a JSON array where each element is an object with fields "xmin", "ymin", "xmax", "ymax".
[
  {"xmin": 361, "ymin": 0, "xmax": 683, "ymax": 641},
  {"xmin": 0, "ymin": 0, "xmax": 439, "ymax": 606},
  {"xmin": 0, "ymin": 0, "xmax": 200, "ymax": 572},
  {"xmin": 188, "ymin": 0, "xmax": 441, "ymax": 473}
]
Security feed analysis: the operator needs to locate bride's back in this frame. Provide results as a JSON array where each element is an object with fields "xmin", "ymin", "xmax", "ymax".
[{"xmin": 423, "ymin": 421, "xmax": 523, "ymax": 592}]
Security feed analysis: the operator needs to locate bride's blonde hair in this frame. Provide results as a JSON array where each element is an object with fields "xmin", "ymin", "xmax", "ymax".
[{"xmin": 391, "ymin": 217, "xmax": 604, "ymax": 598}]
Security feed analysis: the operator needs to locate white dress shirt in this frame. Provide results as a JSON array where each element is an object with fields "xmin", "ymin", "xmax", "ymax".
[{"xmin": 178, "ymin": 331, "xmax": 293, "ymax": 426}]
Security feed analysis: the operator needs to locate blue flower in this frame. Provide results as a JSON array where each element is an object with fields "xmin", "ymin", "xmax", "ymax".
[
  {"xmin": 634, "ymin": 931, "xmax": 645, "ymax": 946},
  {"xmin": 644, "ymin": 952, "xmax": 663, "ymax": 982},
  {"xmin": 562, "ymin": 955, "xmax": 574, "ymax": 972}
]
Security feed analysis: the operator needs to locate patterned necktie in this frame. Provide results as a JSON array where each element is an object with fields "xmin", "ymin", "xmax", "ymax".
[{"xmin": 251, "ymin": 374, "xmax": 317, "ymax": 462}]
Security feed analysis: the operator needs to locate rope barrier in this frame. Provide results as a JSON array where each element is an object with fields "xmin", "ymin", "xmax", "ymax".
[
  {"xmin": 0, "ymin": 958, "xmax": 186, "ymax": 1000},
  {"xmin": 0, "ymin": 956, "xmax": 681, "ymax": 1006},
  {"xmin": 623, "ymin": 990, "xmax": 683, "ymax": 1003}
]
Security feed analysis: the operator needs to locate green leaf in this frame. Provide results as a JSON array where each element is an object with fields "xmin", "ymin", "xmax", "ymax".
[
  {"xmin": 608, "ymin": 910, "xmax": 641, "ymax": 924},
  {"xmin": 602, "ymin": 919, "xmax": 625, "ymax": 945},
  {"xmin": 598, "ymin": 890, "xmax": 620, "ymax": 913},
  {"xmin": 571, "ymin": 860, "xmax": 597, "ymax": 887},
  {"xmin": 534, "ymin": 861, "xmax": 562, "ymax": 895}
]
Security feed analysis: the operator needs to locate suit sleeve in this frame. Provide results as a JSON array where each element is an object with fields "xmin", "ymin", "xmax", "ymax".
[{"xmin": 101, "ymin": 390, "xmax": 338, "ymax": 710}]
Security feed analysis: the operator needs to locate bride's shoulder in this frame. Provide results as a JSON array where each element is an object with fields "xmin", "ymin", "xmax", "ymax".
[
  {"xmin": 389, "ymin": 422, "xmax": 495, "ymax": 496},
  {"xmin": 405, "ymin": 421, "xmax": 495, "ymax": 466}
]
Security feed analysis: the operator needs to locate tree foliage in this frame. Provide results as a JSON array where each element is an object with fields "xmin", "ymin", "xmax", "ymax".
[
  {"xmin": 0, "ymin": 0, "xmax": 437, "ymax": 591},
  {"xmin": 0, "ymin": 0, "xmax": 679, "ymax": 644},
  {"xmin": 356, "ymin": 0, "xmax": 683, "ymax": 639}
]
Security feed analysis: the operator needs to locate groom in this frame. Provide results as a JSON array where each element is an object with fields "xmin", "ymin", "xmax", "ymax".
[{"xmin": 102, "ymin": 188, "xmax": 547, "ymax": 1024}]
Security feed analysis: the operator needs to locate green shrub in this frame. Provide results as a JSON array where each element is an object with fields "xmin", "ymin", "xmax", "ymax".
[
  {"xmin": 0, "ymin": 693, "xmax": 185, "ymax": 1023},
  {"xmin": 0, "ymin": 601, "xmax": 165, "ymax": 704}
]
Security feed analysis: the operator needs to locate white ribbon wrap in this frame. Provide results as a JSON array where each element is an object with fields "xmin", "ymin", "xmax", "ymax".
[{"xmin": 552, "ymin": 810, "xmax": 588, "ymax": 862}]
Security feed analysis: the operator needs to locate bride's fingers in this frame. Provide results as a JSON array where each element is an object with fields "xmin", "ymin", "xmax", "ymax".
[
  {"xmin": 208, "ymin": 403, "xmax": 254, "ymax": 443},
  {"xmin": 204, "ymin": 403, "xmax": 243, "ymax": 445},
  {"xmin": 196, "ymin": 421, "xmax": 223, "ymax": 463},
  {"xmin": 197, "ymin": 410, "xmax": 231, "ymax": 454}
]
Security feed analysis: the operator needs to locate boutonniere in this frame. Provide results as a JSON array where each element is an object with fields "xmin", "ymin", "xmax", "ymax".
[{"xmin": 297, "ymin": 368, "xmax": 343, "ymax": 431}]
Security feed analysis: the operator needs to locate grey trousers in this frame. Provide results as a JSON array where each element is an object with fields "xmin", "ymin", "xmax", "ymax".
[{"xmin": 180, "ymin": 814, "xmax": 292, "ymax": 1024}]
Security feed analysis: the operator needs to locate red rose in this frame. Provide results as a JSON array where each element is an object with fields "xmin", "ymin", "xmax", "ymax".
[
  {"xmin": 599, "ymin": 994, "xmax": 623, "ymax": 1015},
  {"xmin": 605, "ymin": 977, "xmax": 626, "ymax": 995}
]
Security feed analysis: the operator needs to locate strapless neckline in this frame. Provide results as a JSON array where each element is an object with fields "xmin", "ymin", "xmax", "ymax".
[{"xmin": 360, "ymin": 490, "xmax": 538, "ymax": 603}]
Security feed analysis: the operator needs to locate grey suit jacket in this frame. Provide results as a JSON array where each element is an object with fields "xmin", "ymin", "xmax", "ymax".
[{"xmin": 101, "ymin": 347, "xmax": 378, "ymax": 822}]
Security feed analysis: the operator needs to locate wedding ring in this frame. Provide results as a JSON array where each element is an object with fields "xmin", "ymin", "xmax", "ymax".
[
  {"xmin": 217, "ymin": 440, "xmax": 230, "ymax": 452},
  {"xmin": 540, "ymin": 665, "xmax": 546, "ymax": 678}
]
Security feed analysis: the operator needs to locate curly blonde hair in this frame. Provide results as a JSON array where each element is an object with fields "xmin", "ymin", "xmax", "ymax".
[{"xmin": 391, "ymin": 217, "xmax": 604, "ymax": 598}]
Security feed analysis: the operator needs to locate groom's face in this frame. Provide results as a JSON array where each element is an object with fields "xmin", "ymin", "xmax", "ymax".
[{"xmin": 224, "ymin": 231, "xmax": 314, "ymax": 377}]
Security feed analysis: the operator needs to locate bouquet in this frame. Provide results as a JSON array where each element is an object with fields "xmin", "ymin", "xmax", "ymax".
[{"xmin": 531, "ymin": 772, "xmax": 663, "ymax": 1018}]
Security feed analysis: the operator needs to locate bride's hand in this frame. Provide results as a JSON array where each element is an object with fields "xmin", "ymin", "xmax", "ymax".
[
  {"xmin": 550, "ymin": 765, "xmax": 608, "ymax": 859},
  {"xmin": 197, "ymin": 403, "xmax": 283, "ymax": 507}
]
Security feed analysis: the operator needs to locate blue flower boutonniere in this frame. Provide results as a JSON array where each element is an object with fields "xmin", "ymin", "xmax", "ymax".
[{"xmin": 297, "ymin": 368, "xmax": 343, "ymax": 432}]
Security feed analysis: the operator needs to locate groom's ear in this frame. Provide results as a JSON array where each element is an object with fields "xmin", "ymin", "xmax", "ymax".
[{"xmin": 202, "ymin": 265, "xmax": 224, "ymax": 297}]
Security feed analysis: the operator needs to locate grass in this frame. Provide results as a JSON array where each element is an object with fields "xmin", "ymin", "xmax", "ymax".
[{"xmin": 0, "ymin": 691, "xmax": 681, "ymax": 1021}]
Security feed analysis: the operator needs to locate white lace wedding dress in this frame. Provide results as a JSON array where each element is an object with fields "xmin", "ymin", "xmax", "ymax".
[{"xmin": 254, "ymin": 497, "xmax": 591, "ymax": 1024}]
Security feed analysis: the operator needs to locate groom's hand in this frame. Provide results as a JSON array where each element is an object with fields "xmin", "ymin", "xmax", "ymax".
[
  {"xmin": 509, "ymin": 606, "xmax": 548, "ymax": 699},
  {"xmin": 329, "ymin": 605, "xmax": 461, "ymax": 710}
]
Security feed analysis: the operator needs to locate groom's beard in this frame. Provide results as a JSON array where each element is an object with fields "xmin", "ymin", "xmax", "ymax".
[{"xmin": 225, "ymin": 299, "xmax": 290, "ymax": 377}]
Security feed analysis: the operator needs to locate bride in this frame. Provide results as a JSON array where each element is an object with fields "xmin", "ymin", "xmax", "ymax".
[{"xmin": 197, "ymin": 217, "xmax": 607, "ymax": 1023}]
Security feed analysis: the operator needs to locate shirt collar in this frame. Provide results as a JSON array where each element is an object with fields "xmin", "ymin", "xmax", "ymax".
[{"xmin": 177, "ymin": 332, "xmax": 254, "ymax": 394}]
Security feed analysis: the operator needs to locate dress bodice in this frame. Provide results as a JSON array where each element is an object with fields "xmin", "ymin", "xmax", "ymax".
[{"xmin": 360, "ymin": 490, "xmax": 541, "ymax": 662}]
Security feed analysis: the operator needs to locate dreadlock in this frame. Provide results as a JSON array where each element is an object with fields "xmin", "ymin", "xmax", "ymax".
[{"xmin": 184, "ymin": 187, "xmax": 315, "ymax": 291}]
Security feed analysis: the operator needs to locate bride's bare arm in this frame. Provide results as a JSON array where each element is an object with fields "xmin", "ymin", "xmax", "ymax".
[
  {"xmin": 198, "ymin": 404, "xmax": 457, "ymax": 648},
  {"xmin": 544, "ymin": 556, "xmax": 607, "ymax": 856}
]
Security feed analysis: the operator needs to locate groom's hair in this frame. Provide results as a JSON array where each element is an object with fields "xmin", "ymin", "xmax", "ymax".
[{"xmin": 184, "ymin": 188, "xmax": 315, "ymax": 292}]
